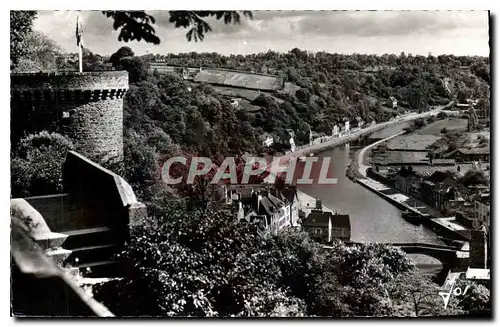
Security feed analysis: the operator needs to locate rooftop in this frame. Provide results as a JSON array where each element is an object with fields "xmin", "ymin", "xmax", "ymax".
[
  {"xmin": 457, "ymin": 147, "xmax": 490, "ymax": 155},
  {"xmin": 302, "ymin": 210, "xmax": 351, "ymax": 229},
  {"xmin": 374, "ymin": 151, "xmax": 428, "ymax": 166},
  {"xmin": 194, "ymin": 69, "xmax": 283, "ymax": 91},
  {"xmin": 386, "ymin": 135, "xmax": 441, "ymax": 151},
  {"xmin": 466, "ymin": 268, "xmax": 490, "ymax": 280}
]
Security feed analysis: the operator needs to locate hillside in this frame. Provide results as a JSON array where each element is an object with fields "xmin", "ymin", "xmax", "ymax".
[{"xmin": 100, "ymin": 49, "xmax": 492, "ymax": 202}]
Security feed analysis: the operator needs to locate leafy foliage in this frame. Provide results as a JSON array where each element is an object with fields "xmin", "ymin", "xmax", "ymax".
[
  {"xmin": 13, "ymin": 31, "xmax": 62, "ymax": 72},
  {"xmin": 102, "ymin": 11, "xmax": 253, "ymax": 44},
  {"xmin": 454, "ymin": 279, "xmax": 491, "ymax": 317},
  {"xmin": 94, "ymin": 201, "xmax": 467, "ymax": 317},
  {"xmin": 10, "ymin": 11, "xmax": 37, "ymax": 69},
  {"xmin": 11, "ymin": 132, "xmax": 74, "ymax": 197},
  {"xmin": 460, "ymin": 169, "xmax": 488, "ymax": 187},
  {"xmin": 94, "ymin": 201, "xmax": 305, "ymax": 317}
]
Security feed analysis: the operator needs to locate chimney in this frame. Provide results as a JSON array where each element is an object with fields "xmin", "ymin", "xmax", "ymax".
[{"xmin": 316, "ymin": 199, "xmax": 322, "ymax": 210}]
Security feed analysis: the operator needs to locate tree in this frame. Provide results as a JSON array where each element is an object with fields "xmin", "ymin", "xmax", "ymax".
[
  {"xmin": 454, "ymin": 279, "xmax": 491, "ymax": 317},
  {"xmin": 13, "ymin": 31, "xmax": 62, "ymax": 72},
  {"xmin": 413, "ymin": 118, "xmax": 426, "ymax": 129},
  {"xmin": 10, "ymin": 11, "xmax": 37, "ymax": 69},
  {"xmin": 92, "ymin": 201, "xmax": 304, "ymax": 317},
  {"xmin": 460, "ymin": 169, "xmax": 488, "ymax": 187},
  {"xmin": 437, "ymin": 111, "xmax": 448, "ymax": 119},
  {"xmin": 102, "ymin": 11, "xmax": 253, "ymax": 44},
  {"xmin": 109, "ymin": 46, "xmax": 135, "ymax": 67},
  {"xmin": 389, "ymin": 271, "xmax": 463, "ymax": 317},
  {"xmin": 11, "ymin": 132, "xmax": 74, "ymax": 197},
  {"xmin": 82, "ymin": 48, "xmax": 107, "ymax": 71},
  {"xmin": 117, "ymin": 56, "xmax": 149, "ymax": 84}
]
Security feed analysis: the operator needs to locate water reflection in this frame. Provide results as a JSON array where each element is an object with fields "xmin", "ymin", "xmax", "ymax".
[{"xmin": 298, "ymin": 123, "xmax": 444, "ymax": 270}]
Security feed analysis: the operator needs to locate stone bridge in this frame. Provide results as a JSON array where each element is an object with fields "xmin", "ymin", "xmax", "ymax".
[
  {"xmin": 327, "ymin": 241, "xmax": 466, "ymax": 267},
  {"xmin": 385, "ymin": 242, "xmax": 462, "ymax": 265}
]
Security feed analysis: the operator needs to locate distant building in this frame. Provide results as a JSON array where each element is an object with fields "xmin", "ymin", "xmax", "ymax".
[
  {"xmin": 387, "ymin": 96, "xmax": 397, "ymax": 109},
  {"xmin": 456, "ymin": 147, "xmax": 490, "ymax": 162},
  {"xmin": 332, "ymin": 124, "xmax": 340, "ymax": 137},
  {"xmin": 226, "ymin": 185, "xmax": 299, "ymax": 236},
  {"xmin": 289, "ymin": 136, "xmax": 296, "ymax": 152},
  {"xmin": 302, "ymin": 210, "xmax": 351, "ymax": 244},
  {"xmin": 301, "ymin": 200, "xmax": 351, "ymax": 244},
  {"xmin": 344, "ymin": 121, "xmax": 350, "ymax": 133},
  {"xmin": 260, "ymin": 133, "xmax": 274, "ymax": 147}
]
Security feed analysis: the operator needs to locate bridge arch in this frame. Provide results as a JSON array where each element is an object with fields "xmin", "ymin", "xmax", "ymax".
[{"xmin": 389, "ymin": 243, "xmax": 460, "ymax": 266}]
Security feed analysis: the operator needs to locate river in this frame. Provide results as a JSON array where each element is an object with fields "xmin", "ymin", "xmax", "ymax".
[{"xmin": 297, "ymin": 122, "xmax": 444, "ymax": 275}]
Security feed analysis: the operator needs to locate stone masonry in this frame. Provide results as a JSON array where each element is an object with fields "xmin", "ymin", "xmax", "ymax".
[{"xmin": 11, "ymin": 71, "xmax": 129, "ymax": 164}]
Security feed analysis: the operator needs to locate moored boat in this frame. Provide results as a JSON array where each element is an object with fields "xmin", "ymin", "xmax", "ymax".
[{"xmin": 401, "ymin": 209, "xmax": 424, "ymax": 225}]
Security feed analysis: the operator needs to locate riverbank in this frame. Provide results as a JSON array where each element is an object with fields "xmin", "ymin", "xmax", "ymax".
[{"xmin": 352, "ymin": 129, "xmax": 470, "ymax": 243}]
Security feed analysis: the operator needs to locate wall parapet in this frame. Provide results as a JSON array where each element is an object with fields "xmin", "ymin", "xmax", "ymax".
[{"xmin": 11, "ymin": 71, "xmax": 129, "ymax": 91}]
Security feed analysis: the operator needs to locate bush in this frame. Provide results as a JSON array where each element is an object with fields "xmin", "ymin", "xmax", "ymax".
[
  {"xmin": 413, "ymin": 118, "xmax": 426, "ymax": 129},
  {"xmin": 11, "ymin": 131, "xmax": 74, "ymax": 197},
  {"xmin": 460, "ymin": 169, "xmax": 488, "ymax": 187},
  {"xmin": 437, "ymin": 111, "xmax": 448, "ymax": 119}
]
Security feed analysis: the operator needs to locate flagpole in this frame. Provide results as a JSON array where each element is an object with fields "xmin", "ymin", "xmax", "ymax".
[
  {"xmin": 76, "ymin": 14, "xmax": 83, "ymax": 73},
  {"xmin": 79, "ymin": 44, "xmax": 83, "ymax": 73}
]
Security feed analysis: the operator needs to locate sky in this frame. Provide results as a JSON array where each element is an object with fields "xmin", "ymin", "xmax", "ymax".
[{"xmin": 33, "ymin": 10, "xmax": 490, "ymax": 57}]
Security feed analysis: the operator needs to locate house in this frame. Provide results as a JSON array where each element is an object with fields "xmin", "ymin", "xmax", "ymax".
[
  {"xmin": 302, "ymin": 208, "xmax": 351, "ymax": 244},
  {"xmin": 420, "ymin": 171, "xmax": 465, "ymax": 213},
  {"xmin": 392, "ymin": 166, "xmax": 422, "ymax": 198},
  {"xmin": 387, "ymin": 96, "xmax": 397, "ymax": 108},
  {"xmin": 455, "ymin": 103, "xmax": 471, "ymax": 110},
  {"xmin": 249, "ymin": 191, "xmax": 295, "ymax": 235},
  {"xmin": 456, "ymin": 147, "xmax": 490, "ymax": 162},
  {"xmin": 332, "ymin": 125, "xmax": 340, "ymax": 137},
  {"xmin": 260, "ymin": 133, "xmax": 274, "ymax": 147},
  {"xmin": 229, "ymin": 185, "xmax": 299, "ymax": 235}
]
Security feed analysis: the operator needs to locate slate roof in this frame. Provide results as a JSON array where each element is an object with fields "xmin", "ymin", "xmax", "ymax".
[
  {"xmin": 302, "ymin": 210, "xmax": 351, "ymax": 229},
  {"xmin": 457, "ymin": 147, "xmax": 490, "ymax": 155}
]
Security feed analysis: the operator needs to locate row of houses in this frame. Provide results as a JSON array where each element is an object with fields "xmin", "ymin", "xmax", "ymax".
[
  {"xmin": 225, "ymin": 184, "xmax": 300, "ymax": 237},
  {"xmin": 224, "ymin": 184, "xmax": 351, "ymax": 244},
  {"xmin": 370, "ymin": 143, "xmax": 490, "ymax": 229}
]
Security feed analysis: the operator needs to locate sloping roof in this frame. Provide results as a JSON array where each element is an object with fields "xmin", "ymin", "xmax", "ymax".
[
  {"xmin": 331, "ymin": 214, "xmax": 351, "ymax": 229},
  {"xmin": 374, "ymin": 151, "xmax": 428, "ymax": 165},
  {"xmin": 457, "ymin": 147, "xmax": 490, "ymax": 155},
  {"xmin": 430, "ymin": 159, "xmax": 457, "ymax": 166},
  {"xmin": 386, "ymin": 135, "xmax": 441, "ymax": 151},
  {"xmin": 303, "ymin": 210, "xmax": 331, "ymax": 227},
  {"xmin": 303, "ymin": 210, "xmax": 351, "ymax": 229},
  {"xmin": 267, "ymin": 193, "xmax": 286, "ymax": 209},
  {"xmin": 194, "ymin": 69, "xmax": 283, "ymax": 91}
]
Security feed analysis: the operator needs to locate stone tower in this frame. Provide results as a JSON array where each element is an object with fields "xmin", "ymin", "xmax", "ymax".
[
  {"xmin": 469, "ymin": 225, "xmax": 488, "ymax": 269},
  {"xmin": 467, "ymin": 106, "xmax": 479, "ymax": 132},
  {"xmin": 11, "ymin": 71, "xmax": 129, "ymax": 164}
]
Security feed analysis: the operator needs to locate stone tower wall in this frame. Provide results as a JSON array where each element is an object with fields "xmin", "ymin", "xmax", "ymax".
[{"xmin": 11, "ymin": 71, "xmax": 128, "ymax": 163}]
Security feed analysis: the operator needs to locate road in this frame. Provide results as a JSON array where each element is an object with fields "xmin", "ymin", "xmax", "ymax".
[{"xmin": 268, "ymin": 103, "xmax": 451, "ymax": 172}]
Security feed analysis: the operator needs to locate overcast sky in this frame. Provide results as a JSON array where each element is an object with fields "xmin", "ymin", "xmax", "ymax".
[{"xmin": 34, "ymin": 10, "xmax": 490, "ymax": 56}]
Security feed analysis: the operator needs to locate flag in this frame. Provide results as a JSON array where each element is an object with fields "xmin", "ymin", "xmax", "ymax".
[{"xmin": 76, "ymin": 15, "xmax": 84, "ymax": 48}]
